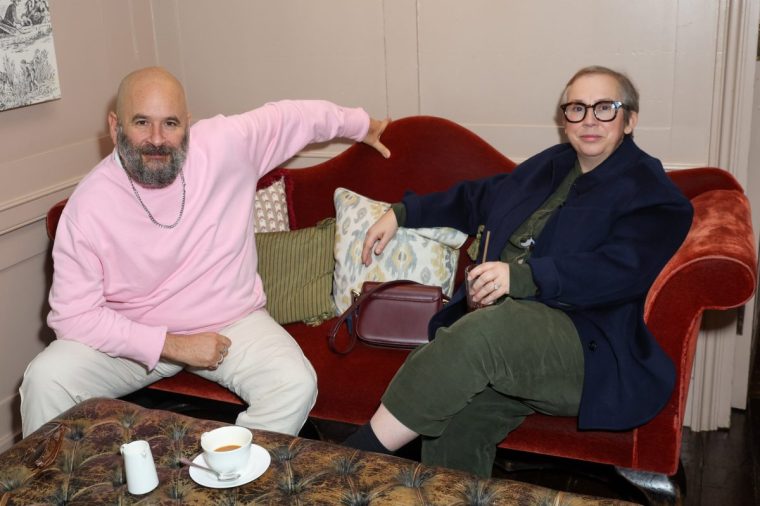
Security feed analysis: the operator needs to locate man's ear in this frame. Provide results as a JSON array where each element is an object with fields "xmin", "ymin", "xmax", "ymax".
[{"xmin": 107, "ymin": 111, "xmax": 119, "ymax": 144}]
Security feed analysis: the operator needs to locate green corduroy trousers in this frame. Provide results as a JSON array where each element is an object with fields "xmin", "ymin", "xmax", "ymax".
[{"xmin": 382, "ymin": 298, "xmax": 585, "ymax": 477}]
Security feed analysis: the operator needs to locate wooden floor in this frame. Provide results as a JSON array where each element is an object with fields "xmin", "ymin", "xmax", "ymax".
[{"xmin": 680, "ymin": 409, "xmax": 756, "ymax": 506}]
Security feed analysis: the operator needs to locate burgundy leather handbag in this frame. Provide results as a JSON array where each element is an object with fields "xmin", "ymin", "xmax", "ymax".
[{"xmin": 328, "ymin": 280, "xmax": 447, "ymax": 354}]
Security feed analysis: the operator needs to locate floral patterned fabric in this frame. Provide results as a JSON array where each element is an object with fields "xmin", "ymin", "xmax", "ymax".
[
  {"xmin": 0, "ymin": 398, "xmax": 637, "ymax": 505},
  {"xmin": 332, "ymin": 188, "xmax": 467, "ymax": 314}
]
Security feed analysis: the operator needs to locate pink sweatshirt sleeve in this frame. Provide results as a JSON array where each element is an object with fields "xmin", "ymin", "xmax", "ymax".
[
  {"xmin": 229, "ymin": 100, "xmax": 370, "ymax": 177},
  {"xmin": 47, "ymin": 216, "xmax": 167, "ymax": 369}
]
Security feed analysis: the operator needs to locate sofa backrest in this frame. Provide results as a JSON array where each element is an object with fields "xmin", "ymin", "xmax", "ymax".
[
  {"xmin": 272, "ymin": 115, "xmax": 517, "ymax": 284},
  {"xmin": 274, "ymin": 115, "xmax": 517, "ymax": 230}
]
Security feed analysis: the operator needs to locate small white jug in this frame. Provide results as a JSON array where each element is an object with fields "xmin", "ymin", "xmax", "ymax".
[{"xmin": 120, "ymin": 440, "xmax": 159, "ymax": 495}]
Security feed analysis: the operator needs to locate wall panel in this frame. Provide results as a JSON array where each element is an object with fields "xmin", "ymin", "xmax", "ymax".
[{"xmin": 0, "ymin": 223, "xmax": 54, "ymax": 451}]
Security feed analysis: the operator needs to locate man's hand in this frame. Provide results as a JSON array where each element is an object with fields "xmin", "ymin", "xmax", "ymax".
[
  {"xmin": 363, "ymin": 117, "xmax": 391, "ymax": 158},
  {"xmin": 162, "ymin": 332, "xmax": 232, "ymax": 370},
  {"xmin": 361, "ymin": 210, "xmax": 398, "ymax": 266}
]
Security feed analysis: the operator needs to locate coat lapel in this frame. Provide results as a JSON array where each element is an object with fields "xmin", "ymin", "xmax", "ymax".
[{"xmin": 482, "ymin": 147, "xmax": 577, "ymax": 262}]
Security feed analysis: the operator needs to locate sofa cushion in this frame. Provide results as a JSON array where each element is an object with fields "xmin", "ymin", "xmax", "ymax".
[
  {"xmin": 257, "ymin": 218, "xmax": 336, "ymax": 325},
  {"xmin": 254, "ymin": 177, "xmax": 290, "ymax": 233},
  {"xmin": 290, "ymin": 320, "xmax": 410, "ymax": 424},
  {"xmin": 332, "ymin": 188, "xmax": 467, "ymax": 313}
]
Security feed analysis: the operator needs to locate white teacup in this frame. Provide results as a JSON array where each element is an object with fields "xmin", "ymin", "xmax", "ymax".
[{"xmin": 200, "ymin": 425, "xmax": 252, "ymax": 475}]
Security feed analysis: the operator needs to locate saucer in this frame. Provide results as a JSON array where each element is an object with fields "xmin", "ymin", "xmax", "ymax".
[{"xmin": 188, "ymin": 444, "xmax": 270, "ymax": 488}]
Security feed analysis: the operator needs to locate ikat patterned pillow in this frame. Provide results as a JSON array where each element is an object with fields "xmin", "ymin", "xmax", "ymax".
[{"xmin": 332, "ymin": 188, "xmax": 467, "ymax": 314}]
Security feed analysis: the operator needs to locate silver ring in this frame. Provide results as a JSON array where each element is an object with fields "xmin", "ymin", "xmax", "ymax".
[{"xmin": 493, "ymin": 282, "xmax": 500, "ymax": 291}]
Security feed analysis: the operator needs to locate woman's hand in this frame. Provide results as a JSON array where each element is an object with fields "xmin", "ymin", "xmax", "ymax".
[
  {"xmin": 362, "ymin": 210, "xmax": 398, "ymax": 266},
  {"xmin": 466, "ymin": 261, "xmax": 510, "ymax": 306},
  {"xmin": 363, "ymin": 117, "xmax": 391, "ymax": 158}
]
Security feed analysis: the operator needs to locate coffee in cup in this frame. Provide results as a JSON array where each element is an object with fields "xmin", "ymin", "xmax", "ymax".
[
  {"xmin": 200, "ymin": 425, "xmax": 252, "ymax": 475},
  {"xmin": 215, "ymin": 444, "xmax": 241, "ymax": 452}
]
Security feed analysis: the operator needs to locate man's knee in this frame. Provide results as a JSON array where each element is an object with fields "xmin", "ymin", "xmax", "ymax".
[
  {"xmin": 282, "ymin": 360, "xmax": 317, "ymax": 405},
  {"xmin": 20, "ymin": 340, "xmax": 123, "ymax": 418},
  {"xmin": 20, "ymin": 345, "xmax": 83, "ymax": 436},
  {"xmin": 21, "ymin": 345, "xmax": 71, "ymax": 398}
]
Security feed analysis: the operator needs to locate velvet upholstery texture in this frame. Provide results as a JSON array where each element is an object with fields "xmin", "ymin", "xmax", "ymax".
[
  {"xmin": 0, "ymin": 398, "xmax": 639, "ymax": 505},
  {"xmin": 45, "ymin": 116, "xmax": 757, "ymax": 480}
]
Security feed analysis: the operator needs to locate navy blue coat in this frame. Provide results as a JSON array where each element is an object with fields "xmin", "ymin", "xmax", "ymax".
[{"xmin": 402, "ymin": 136, "xmax": 693, "ymax": 430}]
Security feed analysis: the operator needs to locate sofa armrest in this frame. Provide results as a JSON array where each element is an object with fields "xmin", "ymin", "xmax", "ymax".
[
  {"xmin": 636, "ymin": 185, "xmax": 756, "ymax": 473},
  {"xmin": 667, "ymin": 167, "xmax": 744, "ymax": 199},
  {"xmin": 645, "ymin": 187, "xmax": 756, "ymax": 355}
]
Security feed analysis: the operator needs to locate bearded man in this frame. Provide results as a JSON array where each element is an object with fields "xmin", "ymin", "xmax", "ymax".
[{"xmin": 20, "ymin": 67, "xmax": 389, "ymax": 437}]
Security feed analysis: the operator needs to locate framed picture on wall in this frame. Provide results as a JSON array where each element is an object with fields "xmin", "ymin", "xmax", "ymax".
[{"xmin": 0, "ymin": 0, "xmax": 60, "ymax": 112}]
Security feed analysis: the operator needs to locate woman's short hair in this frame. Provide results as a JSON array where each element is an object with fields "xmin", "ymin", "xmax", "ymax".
[{"xmin": 562, "ymin": 66, "xmax": 639, "ymax": 123}]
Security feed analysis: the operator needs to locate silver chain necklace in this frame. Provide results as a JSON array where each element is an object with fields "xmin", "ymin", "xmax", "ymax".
[{"xmin": 124, "ymin": 168, "xmax": 186, "ymax": 229}]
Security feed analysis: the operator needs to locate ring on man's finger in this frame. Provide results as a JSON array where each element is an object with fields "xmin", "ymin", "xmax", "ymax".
[{"xmin": 493, "ymin": 282, "xmax": 500, "ymax": 291}]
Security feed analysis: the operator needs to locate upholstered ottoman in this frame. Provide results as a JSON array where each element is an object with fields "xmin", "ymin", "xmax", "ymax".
[{"xmin": 0, "ymin": 398, "xmax": 638, "ymax": 505}]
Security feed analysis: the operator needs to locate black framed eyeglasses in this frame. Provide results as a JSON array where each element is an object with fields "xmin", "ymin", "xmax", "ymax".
[{"xmin": 560, "ymin": 100, "xmax": 628, "ymax": 123}]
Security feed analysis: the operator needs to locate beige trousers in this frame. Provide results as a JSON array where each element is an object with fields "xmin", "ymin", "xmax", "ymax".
[{"xmin": 19, "ymin": 309, "xmax": 317, "ymax": 438}]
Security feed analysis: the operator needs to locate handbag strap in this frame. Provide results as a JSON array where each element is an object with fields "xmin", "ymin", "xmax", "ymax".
[{"xmin": 328, "ymin": 280, "xmax": 421, "ymax": 354}]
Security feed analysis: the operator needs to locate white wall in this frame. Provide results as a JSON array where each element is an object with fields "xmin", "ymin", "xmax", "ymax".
[
  {"xmin": 154, "ymin": 0, "xmax": 724, "ymax": 170},
  {"xmin": 0, "ymin": 0, "xmax": 754, "ymax": 449}
]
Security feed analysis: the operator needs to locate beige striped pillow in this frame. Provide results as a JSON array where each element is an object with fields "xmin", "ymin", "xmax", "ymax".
[{"xmin": 256, "ymin": 218, "xmax": 336, "ymax": 325}]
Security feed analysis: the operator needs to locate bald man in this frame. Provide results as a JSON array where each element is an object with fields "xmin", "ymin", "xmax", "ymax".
[{"xmin": 20, "ymin": 67, "xmax": 390, "ymax": 437}]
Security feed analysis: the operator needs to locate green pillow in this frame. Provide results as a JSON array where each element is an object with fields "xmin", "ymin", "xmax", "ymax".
[{"xmin": 256, "ymin": 218, "xmax": 336, "ymax": 325}]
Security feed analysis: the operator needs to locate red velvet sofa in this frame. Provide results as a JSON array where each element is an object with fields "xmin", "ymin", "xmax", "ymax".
[{"xmin": 46, "ymin": 116, "xmax": 757, "ymax": 505}]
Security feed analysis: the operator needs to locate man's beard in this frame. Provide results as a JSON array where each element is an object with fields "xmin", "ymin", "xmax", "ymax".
[{"xmin": 117, "ymin": 126, "xmax": 189, "ymax": 188}]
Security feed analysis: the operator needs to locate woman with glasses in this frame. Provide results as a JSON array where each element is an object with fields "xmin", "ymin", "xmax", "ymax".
[{"xmin": 344, "ymin": 66, "xmax": 694, "ymax": 477}]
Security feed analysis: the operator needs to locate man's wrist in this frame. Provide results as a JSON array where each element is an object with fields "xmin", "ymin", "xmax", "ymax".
[{"xmin": 161, "ymin": 332, "xmax": 181, "ymax": 361}]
